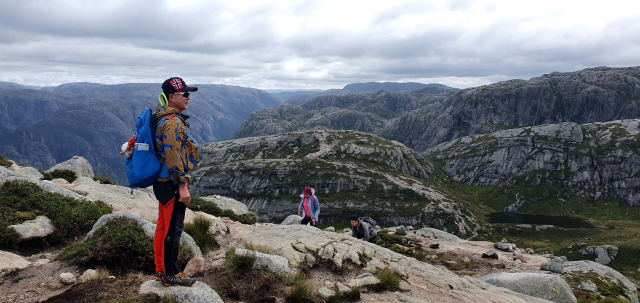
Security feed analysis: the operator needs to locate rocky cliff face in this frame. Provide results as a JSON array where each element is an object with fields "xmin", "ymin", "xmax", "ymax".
[
  {"xmin": 191, "ymin": 130, "xmax": 478, "ymax": 235},
  {"xmin": 425, "ymin": 119, "xmax": 640, "ymax": 207},
  {"xmin": 381, "ymin": 66, "xmax": 640, "ymax": 152},
  {"xmin": 0, "ymin": 83, "xmax": 282, "ymax": 184},
  {"xmin": 234, "ymin": 88, "xmax": 458, "ymax": 139}
]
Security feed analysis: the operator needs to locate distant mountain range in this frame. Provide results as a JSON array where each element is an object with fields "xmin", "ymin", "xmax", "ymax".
[
  {"xmin": 281, "ymin": 82, "xmax": 450, "ymax": 105},
  {"xmin": 238, "ymin": 67, "xmax": 640, "ymax": 153},
  {"xmin": 0, "ymin": 83, "xmax": 282, "ymax": 184}
]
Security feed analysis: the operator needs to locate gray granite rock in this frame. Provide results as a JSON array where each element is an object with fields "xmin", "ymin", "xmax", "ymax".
[
  {"xmin": 79, "ymin": 269, "xmax": 99, "ymax": 282},
  {"xmin": 413, "ymin": 227, "xmax": 463, "ymax": 244},
  {"xmin": 0, "ymin": 251, "xmax": 31, "ymax": 271},
  {"xmin": 59, "ymin": 272, "xmax": 76, "ymax": 285},
  {"xmin": 564, "ymin": 261, "xmax": 638, "ymax": 303},
  {"xmin": 139, "ymin": 280, "xmax": 223, "ymax": 303},
  {"xmin": 482, "ymin": 250, "xmax": 499, "ymax": 259},
  {"xmin": 8, "ymin": 216, "xmax": 55, "ymax": 241},
  {"xmin": 183, "ymin": 257, "xmax": 205, "ymax": 277},
  {"xmin": 47, "ymin": 156, "xmax": 94, "ymax": 178},
  {"xmin": 336, "ymin": 282, "xmax": 351, "ymax": 294},
  {"xmin": 235, "ymin": 248, "xmax": 292, "ymax": 275},
  {"xmin": 540, "ymin": 257, "xmax": 565, "ymax": 274},
  {"xmin": 324, "ymin": 226, "xmax": 335, "ymax": 232},
  {"xmin": 480, "ymin": 273, "xmax": 576, "ymax": 303},
  {"xmin": 280, "ymin": 215, "xmax": 302, "ymax": 225},
  {"xmin": 579, "ymin": 280, "xmax": 598, "ymax": 294},
  {"xmin": 318, "ymin": 287, "xmax": 335, "ymax": 299},
  {"xmin": 347, "ymin": 273, "xmax": 381, "ymax": 288},
  {"xmin": 200, "ymin": 195, "xmax": 249, "ymax": 215},
  {"xmin": 579, "ymin": 245, "xmax": 618, "ymax": 265}
]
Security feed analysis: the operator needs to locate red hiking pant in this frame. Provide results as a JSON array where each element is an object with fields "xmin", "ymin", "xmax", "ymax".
[{"xmin": 153, "ymin": 181, "xmax": 187, "ymax": 275}]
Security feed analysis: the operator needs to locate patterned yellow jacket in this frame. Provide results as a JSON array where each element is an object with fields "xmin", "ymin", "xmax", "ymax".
[{"xmin": 153, "ymin": 105, "xmax": 200, "ymax": 187}]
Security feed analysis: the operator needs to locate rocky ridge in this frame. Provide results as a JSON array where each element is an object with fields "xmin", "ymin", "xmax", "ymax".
[
  {"xmin": 234, "ymin": 88, "xmax": 457, "ymax": 139},
  {"xmin": 381, "ymin": 66, "xmax": 640, "ymax": 152},
  {"xmin": 191, "ymin": 129, "xmax": 478, "ymax": 235},
  {"xmin": 425, "ymin": 119, "xmax": 640, "ymax": 207}
]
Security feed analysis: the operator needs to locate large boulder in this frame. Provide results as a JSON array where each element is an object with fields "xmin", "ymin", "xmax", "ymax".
[
  {"xmin": 200, "ymin": 195, "xmax": 249, "ymax": 215},
  {"xmin": 280, "ymin": 214, "xmax": 302, "ymax": 225},
  {"xmin": 540, "ymin": 257, "xmax": 565, "ymax": 274},
  {"xmin": 480, "ymin": 273, "xmax": 577, "ymax": 303},
  {"xmin": 564, "ymin": 261, "xmax": 638, "ymax": 303},
  {"xmin": 413, "ymin": 227, "xmax": 463, "ymax": 244},
  {"xmin": 0, "ymin": 251, "xmax": 31, "ymax": 271},
  {"xmin": 8, "ymin": 216, "xmax": 55, "ymax": 241},
  {"xmin": 235, "ymin": 248, "xmax": 292, "ymax": 275},
  {"xmin": 87, "ymin": 212, "xmax": 202, "ymax": 258},
  {"xmin": 47, "ymin": 156, "xmax": 94, "ymax": 178},
  {"xmin": 139, "ymin": 280, "xmax": 224, "ymax": 303}
]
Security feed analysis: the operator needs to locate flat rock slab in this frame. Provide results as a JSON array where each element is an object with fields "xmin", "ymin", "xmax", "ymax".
[
  {"xmin": 235, "ymin": 248, "xmax": 292, "ymax": 275},
  {"xmin": 139, "ymin": 280, "xmax": 223, "ymax": 303},
  {"xmin": 201, "ymin": 195, "xmax": 249, "ymax": 215},
  {"xmin": 480, "ymin": 273, "xmax": 576, "ymax": 303},
  {"xmin": 280, "ymin": 214, "xmax": 302, "ymax": 225},
  {"xmin": 47, "ymin": 156, "xmax": 93, "ymax": 178},
  {"xmin": 8, "ymin": 216, "xmax": 55, "ymax": 241},
  {"xmin": 0, "ymin": 250, "xmax": 31, "ymax": 271}
]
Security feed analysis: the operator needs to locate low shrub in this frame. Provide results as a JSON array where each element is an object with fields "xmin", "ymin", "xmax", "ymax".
[
  {"xmin": 225, "ymin": 247, "xmax": 256, "ymax": 273},
  {"xmin": 58, "ymin": 216, "xmax": 154, "ymax": 273},
  {"xmin": 93, "ymin": 176, "xmax": 119, "ymax": 185},
  {"xmin": 0, "ymin": 180, "xmax": 112, "ymax": 250},
  {"xmin": 187, "ymin": 195, "xmax": 257, "ymax": 224},
  {"xmin": 0, "ymin": 154, "xmax": 13, "ymax": 168},
  {"xmin": 373, "ymin": 269, "xmax": 401, "ymax": 291},
  {"xmin": 177, "ymin": 244, "xmax": 195, "ymax": 270},
  {"xmin": 327, "ymin": 287, "xmax": 360, "ymax": 302},
  {"xmin": 41, "ymin": 169, "xmax": 78, "ymax": 183},
  {"xmin": 287, "ymin": 280, "xmax": 319, "ymax": 303},
  {"xmin": 183, "ymin": 215, "xmax": 218, "ymax": 254},
  {"xmin": 491, "ymin": 263, "xmax": 506, "ymax": 269}
]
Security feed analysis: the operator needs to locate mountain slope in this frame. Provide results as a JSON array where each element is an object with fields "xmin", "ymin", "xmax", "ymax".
[
  {"xmin": 380, "ymin": 66, "xmax": 640, "ymax": 152},
  {"xmin": 285, "ymin": 82, "xmax": 450, "ymax": 105},
  {"xmin": 425, "ymin": 118, "xmax": 640, "ymax": 209},
  {"xmin": 234, "ymin": 88, "xmax": 458, "ymax": 139},
  {"xmin": 192, "ymin": 130, "xmax": 478, "ymax": 235}
]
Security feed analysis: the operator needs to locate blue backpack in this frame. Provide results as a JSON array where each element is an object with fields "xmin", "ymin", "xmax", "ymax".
[{"xmin": 125, "ymin": 108, "xmax": 180, "ymax": 188}]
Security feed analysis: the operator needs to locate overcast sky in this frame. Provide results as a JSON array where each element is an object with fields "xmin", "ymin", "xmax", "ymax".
[{"xmin": 0, "ymin": 0, "xmax": 638, "ymax": 90}]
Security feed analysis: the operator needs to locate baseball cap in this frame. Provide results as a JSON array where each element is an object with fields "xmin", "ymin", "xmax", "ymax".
[{"xmin": 162, "ymin": 77, "xmax": 198, "ymax": 95}]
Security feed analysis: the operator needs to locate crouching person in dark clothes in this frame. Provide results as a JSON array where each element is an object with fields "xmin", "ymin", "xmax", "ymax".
[
  {"xmin": 152, "ymin": 77, "xmax": 200, "ymax": 287},
  {"xmin": 298, "ymin": 187, "xmax": 320, "ymax": 227},
  {"xmin": 350, "ymin": 216, "xmax": 377, "ymax": 243}
]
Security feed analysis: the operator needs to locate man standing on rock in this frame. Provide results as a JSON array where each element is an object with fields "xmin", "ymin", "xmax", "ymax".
[
  {"xmin": 350, "ymin": 216, "xmax": 377, "ymax": 243},
  {"xmin": 298, "ymin": 187, "xmax": 320, "ymax": 227},
  {"xmin": 153, "ymin": 77, "xmax": 200, "ymax": 287}
]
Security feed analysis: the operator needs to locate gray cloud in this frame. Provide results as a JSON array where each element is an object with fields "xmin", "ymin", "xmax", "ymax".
[{"xmin": 0, "ymin": 0, "xmax": 639, "ymax": 89}]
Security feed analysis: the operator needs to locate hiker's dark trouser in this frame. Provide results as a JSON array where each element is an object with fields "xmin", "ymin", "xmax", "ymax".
[
  {"xmin": 153, "ymin": 180, "xmax": 186, "ymax": 275},
  {"xmin": 301, "ymin": 216, "xmax": 316, "ymax": 227}
]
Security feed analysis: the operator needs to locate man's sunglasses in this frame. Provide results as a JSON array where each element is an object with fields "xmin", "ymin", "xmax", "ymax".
[{"xmin": 175, "ymin": 92, "xmax": 190, "ymax": 98}]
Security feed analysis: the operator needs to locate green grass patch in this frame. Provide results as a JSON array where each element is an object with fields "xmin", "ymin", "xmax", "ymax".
[
  {"xmin": 93, "ymin": 176, "xmax": 119, "ymax": 185},
  {"xmin": 225, "ymin": 247, "xmax": 257, "ymax": 273},
  {"xmin": 0, "ymin": 180, "xmax": 112, "ymax": 250},
  {"xmin": 58, "ymin": 216, "xmax": 154, "ymax": 273},
  {"xmin": 41, "ymin": 169, "xmax": 78, "ymax": 183},
  {"xmin": 183, "ymin": 215, "xmax": 218, "ymax": 254},
  {"xmin": 187, "ymin": 196, "xmax": 258, "ymax": 225},
  {"xmin": 373, "ymin": 268, "xmax": 402, "ymax": 291},
  {"xmin": 0, "ymin": 154, "xmax": 13, "ymax": 168},
  {"xmin": 566, "ymin": 273, "xmax": 631, "ymax": 303},
  {"xmin": 244, "ymin": 242, "xmax": 277, "ymax": 255},
  {"xmin": 286, "ymin": 279, "xmax": 319, "ymax": 303}
]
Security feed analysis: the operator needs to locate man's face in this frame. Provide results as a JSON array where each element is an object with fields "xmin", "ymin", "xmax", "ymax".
[
  {"xmin": 169, "ymin": 92, "xmax": 190, "ymax": 111},
  {"xmin": 350, "ymin": 220, "xmax": 358, "ymax": 227}
]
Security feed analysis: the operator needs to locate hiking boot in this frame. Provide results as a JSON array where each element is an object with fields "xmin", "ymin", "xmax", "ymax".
[
  {"xmin": 161, "ymin": 274, "xmax": 195, "ymax": 286},
  {"xmin": 154, "ymin": 271, "xmax": 164, "ymax": 281},
  {"xmin": 177, "ymin": 272, "xmax": 189, "ymax": 279}
]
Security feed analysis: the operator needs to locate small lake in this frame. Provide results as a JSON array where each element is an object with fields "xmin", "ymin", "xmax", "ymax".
[{"xmin": 487, "ymin": 212, "xmax": 596, "ymax": 228}]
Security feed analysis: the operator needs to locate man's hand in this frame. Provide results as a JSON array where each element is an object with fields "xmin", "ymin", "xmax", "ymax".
[
  {"xmin": 179, "ymin": 186, "xmax": 191, "ymax": 205},
  {"xmin": 312, "ymin": 219, "xmax": 316, "ymax": 223}
]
